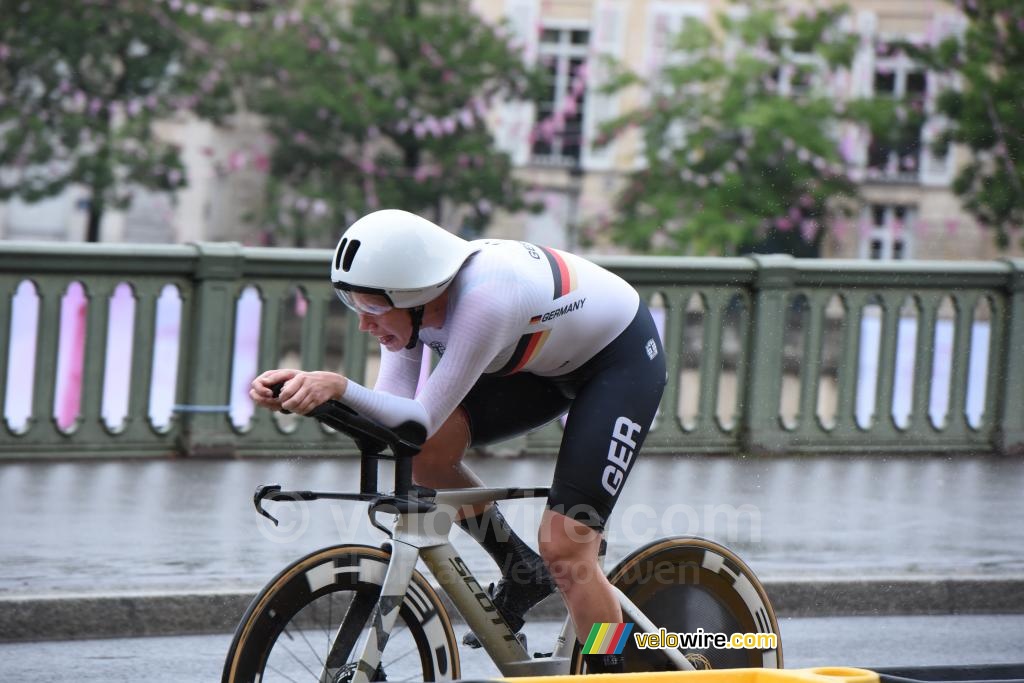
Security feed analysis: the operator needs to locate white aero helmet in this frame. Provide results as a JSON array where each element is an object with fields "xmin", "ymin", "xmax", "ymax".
[{"xmin": 331, "ymin": 209, "xmax": 480, "ymax": 313}]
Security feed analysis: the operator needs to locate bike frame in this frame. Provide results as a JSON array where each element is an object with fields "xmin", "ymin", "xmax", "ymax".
[{"xmin": 343, "ymin": 485, "xmax": 694, "ymax": 683}]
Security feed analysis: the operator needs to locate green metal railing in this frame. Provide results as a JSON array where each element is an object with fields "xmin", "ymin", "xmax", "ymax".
[{"xmin": 1, "ymin": 242, "xmax": 1021, "ymax": 458}]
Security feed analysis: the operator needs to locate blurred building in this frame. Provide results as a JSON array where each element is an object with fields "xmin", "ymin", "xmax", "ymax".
[
  {"xmin": 0, "ymin": 111, "xmax": 269, "ymax": 245},
  {"xmin": 1, "ymin": 0, "xmax": 1017, "ymax": 261},
  {"xmin": 478, "ymin": 0, "xmax": 1021, "ymax": 260}
]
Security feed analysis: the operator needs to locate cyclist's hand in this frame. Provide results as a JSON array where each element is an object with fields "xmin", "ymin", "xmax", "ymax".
[
  {"xmin": 276, "ymin": 371, "xmax": 348, "ymax": 415},
  {"xmin": 250, "ymin": 368, "xmax": 301, "ymax": 411}
]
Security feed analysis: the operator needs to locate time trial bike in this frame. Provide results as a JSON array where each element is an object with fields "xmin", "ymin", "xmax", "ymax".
[{"xmin": 222, "ymin": 397, "xmax": 782, "ymax": 682}]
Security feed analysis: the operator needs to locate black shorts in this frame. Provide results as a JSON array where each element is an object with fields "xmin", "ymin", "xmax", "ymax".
[{"xmin": 459, "ymin": 302, "xmax": 667, "ymax": 529}]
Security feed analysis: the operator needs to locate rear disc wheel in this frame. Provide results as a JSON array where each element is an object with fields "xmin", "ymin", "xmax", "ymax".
[{"xmin": 571, "ymin": 536, "xmax": 782, "ymax": 673}]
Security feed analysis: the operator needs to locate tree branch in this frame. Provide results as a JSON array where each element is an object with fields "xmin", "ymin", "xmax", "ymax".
[{"xmin": 983, "ymin": 91, "xmax": 1024, "ymax": 198}]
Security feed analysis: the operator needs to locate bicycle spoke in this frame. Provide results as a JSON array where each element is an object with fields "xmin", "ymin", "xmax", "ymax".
[
  {"xmin": 275, "ymin": 594, "xmax": 411, "ymax": 682},
  {"xmin": 382, "ymin": 625, "xmax": 415, "ymax": 666},
  {"xmin": 268, "ymin": 650, "xmax": 317, "ymax": 683},
  {"xmin": 326, "ymin": 589, "xmax": 334, "ymax": 657},
  {"xmin": 291, "ymin": 623, "xmax": 328, "ymax": 671},
  {"xmin": 325, "ymin": 590, "xmax": 377, "ymax": 669},
  {"xmin": 264, "ymin": 663, "xmax": 302, "ymax": 683},
  {"xmin": 309, "ymin": 593, "xmax": 335, "ymax": 666},
  {"xmin": 226, "ymin": 547, "xmax": 457, "ymax": 682}
]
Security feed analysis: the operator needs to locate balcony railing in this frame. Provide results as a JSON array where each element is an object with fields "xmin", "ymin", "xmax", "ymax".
[{"xmin": 1, "ymin": 242, "xmax": 1021, "ymax": 458}]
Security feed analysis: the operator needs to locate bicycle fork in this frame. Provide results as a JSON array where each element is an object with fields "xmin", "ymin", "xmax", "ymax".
[
  {"xmin": 329, "ymin": 507, "xmax": 533, "ymax": 682},
  {"xmin": 329, "ymin": 540, "xmax": 421, "ymax": 683}
]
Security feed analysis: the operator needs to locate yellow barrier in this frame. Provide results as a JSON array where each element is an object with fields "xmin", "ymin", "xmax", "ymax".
[{"xmin": 495, "ymin": 667, "xmax": 879, "ymax": 683}]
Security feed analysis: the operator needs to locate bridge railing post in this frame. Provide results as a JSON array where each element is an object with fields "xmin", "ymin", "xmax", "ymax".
[
  {"xmin": 995, "ymin": 258, "xmax": 1024, "ymax": 456},
  {"xmin": 178, "ymin": 242, "xmax": 244, "ymax": 456},
  {"xmin": 740, "ymin": 254, "xmax": 795, "ymax": 455}
]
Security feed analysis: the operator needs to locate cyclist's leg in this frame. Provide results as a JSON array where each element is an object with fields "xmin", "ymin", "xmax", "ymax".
[
  {"xmin": 460, "ymin": 372, "xmax": 571, "ymax": 447},
  {"xmin": 411, "ymin": 406, "xmax": 530, "ymax": 599},
  {"xmin": 412, "ymin": 406, "xmax": 534, "ymax": 586},
  {"xmin": 411, "ymin": 406, "xmax": 479, "ymax": 491},
  {"xmin": 538, "ymin": 508, "xmax": 609, "ymax": 629},
  {"xmin": 456, "ymin": 373, "xmax": 572, "ymax": 640},
  {"xmin": 413, "ymin": 371, "xmax": 570, "ymax": 506},
  {"xmin": 540, "ymin": 303, "xmax": 667, "ymax": 672},
  {"xmin": 450, "ymin": 372, "xmax": 571, "ymax": 517}
]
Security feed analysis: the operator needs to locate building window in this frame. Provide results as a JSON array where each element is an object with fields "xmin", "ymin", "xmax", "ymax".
[
  {"xmin": 866, "ymin": 42, "xmax": 938, "ymax": 183},
  {"xmin": 862, "ymin": 203, "xmax": 914, "ymax": 260},
  {"xmin": 768, "ymin": 46, "xmax": 822, "ymax": 99},
  {"xmin": 531, "ymin": 26, "xmax": 590, "ymax": 166}
]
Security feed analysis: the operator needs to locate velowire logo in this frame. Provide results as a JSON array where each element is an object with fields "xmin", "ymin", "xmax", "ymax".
[{"xmin": 582, "ymin": 623, "xmax": 634, "ymax": 655}]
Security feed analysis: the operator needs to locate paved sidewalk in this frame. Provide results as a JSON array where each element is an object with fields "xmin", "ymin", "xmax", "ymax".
[{"xmin": 1, "ymin": 452, "xmax": 1023, "ymax": 639}]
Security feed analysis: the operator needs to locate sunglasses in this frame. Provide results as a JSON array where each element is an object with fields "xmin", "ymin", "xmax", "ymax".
[{"xmin": 334, "ymin": 288, "xmax": 395, "ymax": 316}]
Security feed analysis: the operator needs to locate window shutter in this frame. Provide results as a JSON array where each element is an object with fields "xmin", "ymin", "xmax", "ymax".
[
  {"xmin": 496, "ymin": 0, "xmax": 540, "ymax": 165},
  {"xmin": 581, "ymin": 0, "xmax": 627, "ymax": 171}
]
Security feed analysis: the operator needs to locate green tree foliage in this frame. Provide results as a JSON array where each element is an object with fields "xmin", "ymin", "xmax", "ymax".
[
  {"xmin": 901, "ymin": 1, "xmax": 1024, "ymax": 249},
  {"xmin": 600, "ymin": 0, "xmax": 892, "ymax": 256},
  {"xmin": 223, "ymin": 0, "xmax": 540, "ymax": 246},
  {"xmin": 0, "ymin": 0, "xmax": 234, "ymax": 241}
]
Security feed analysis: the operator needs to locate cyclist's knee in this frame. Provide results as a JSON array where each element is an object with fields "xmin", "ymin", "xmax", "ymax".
[{"xmin": 538, "ymin": 510, "xmax": 602, "ymax": 588}]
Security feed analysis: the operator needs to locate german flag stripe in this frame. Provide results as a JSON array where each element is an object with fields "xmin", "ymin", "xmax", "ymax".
[
  {"xmin": 508, "ymin": 330, "xmax": 550, "ymax": 375},
  {"xmin": 493, "ymin": 334, "xmax": 534, "ymax": 376},
  {"xmin": 540, "ymin": 246, "xmax": 576, "ymax": 299},
  {"xmin": 494, "ymin": 330, "xmax": 550, "ymax": 376}
]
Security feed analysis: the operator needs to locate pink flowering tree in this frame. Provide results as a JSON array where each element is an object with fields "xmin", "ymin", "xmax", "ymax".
[
  {"xmin": 223, "ymin": 0, "xmax": 541, "ymax": 246},
  {"xmin": 0, "ymin": 0, "xmax": 235, "ymax": 241},
  {"xmin": 901, "ymin": 0, "xmax": 1024, "ymax": 249},
  {"xmin": 598, "ymin": 0, "xmax": 894, "ymax": 256}
]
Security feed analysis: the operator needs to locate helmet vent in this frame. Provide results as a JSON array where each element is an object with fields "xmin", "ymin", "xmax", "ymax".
[
  {"xmin": 334, "ymin": 238, "xmax": 348, "ymax": 271},
  {"xmin": 342, "ymin": 239, "xmax": 361, "ymax": 272}
]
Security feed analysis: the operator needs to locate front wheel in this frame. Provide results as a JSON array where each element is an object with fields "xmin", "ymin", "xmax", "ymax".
[
  {"xmin": 571, "ymin": 536, "xmax": 782, "ymax": 673},
  {"xmin": 223, "ymin": 544, "xmax": 460, "ymax": 682}
]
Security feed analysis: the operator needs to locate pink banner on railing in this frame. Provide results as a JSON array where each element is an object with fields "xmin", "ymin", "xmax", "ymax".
[{"xmin": 55, "ymin": 283, "xmax": 87, "ymax": 431}]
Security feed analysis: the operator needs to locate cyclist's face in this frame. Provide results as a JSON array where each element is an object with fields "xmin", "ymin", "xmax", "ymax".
[{"xmin": 357, "ymin": 304, "xmax": 412, "ymax": 352}]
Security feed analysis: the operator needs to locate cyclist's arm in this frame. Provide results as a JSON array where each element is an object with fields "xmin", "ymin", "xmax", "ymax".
[
  {"xmin": 340, "ymin": 272, "xmax": 522, "ymax": 436},
  {"xmin": 374, "ymin": 344, "xmax": 423, "ymax": 399},
  {"xmin": 334, "ymin": 344, "xmax": 427, "ymax": 429}
]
